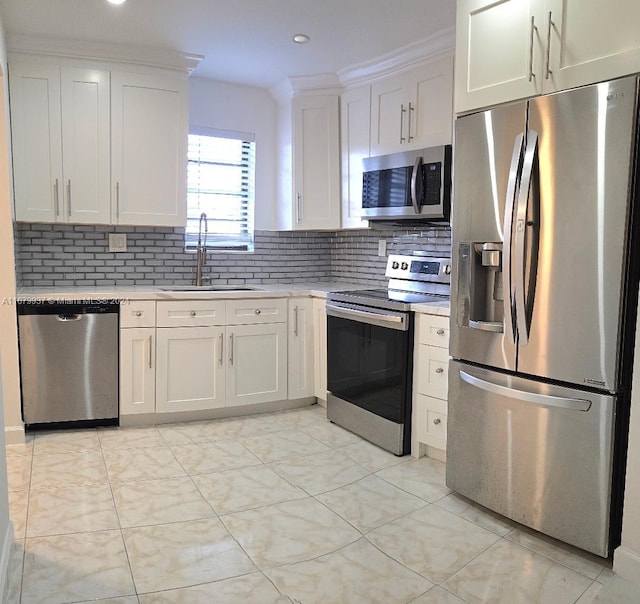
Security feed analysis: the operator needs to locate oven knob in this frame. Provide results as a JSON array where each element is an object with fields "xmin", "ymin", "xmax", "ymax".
[
  {"xmin": 400, "ymin": 262, "xmax": 409, "ymax": 270},
  {"xmin": 444, "ymin": 264, "xmax": 451, "ymax": 275},
  {"xmin": 391, "ymin": 261, "xmax": 400, "ymax": 269}
]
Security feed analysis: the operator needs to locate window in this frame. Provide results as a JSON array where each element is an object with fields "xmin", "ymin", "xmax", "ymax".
[{"xmin": 186, "ymin": 127, "xmax": 255, "ymax": 251}]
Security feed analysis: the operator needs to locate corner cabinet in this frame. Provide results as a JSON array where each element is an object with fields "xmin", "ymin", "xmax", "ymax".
[
  {"xmin": 9, "ymin": 62, "xmax": 111, "ymax": 224},
  {"xmin": 292, "ymin": 94, "xmax": 341, "ymax": 230},
  {"xmin": 340, "ymin": 86, "xmax": 370, "ymax": 229},
  {"xmin": 370, "ymin": 54, "xmax": 454, "ymax": 156},
  {"xmin": 455, "ymin": 0, "xmax": 640, "ymax": 114},
  {"xmin": 111, "ymin": 71, "xmax": 188, "ymax": 226}
]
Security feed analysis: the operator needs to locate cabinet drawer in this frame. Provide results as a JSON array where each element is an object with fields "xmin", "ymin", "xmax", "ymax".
[
  {"xmin": 120, "ymin": 301, "xmax": 156, "ymax": 328},
  {"xmin": 156, "ymin": 300, "xmax": 226, "ymax": 327},
  {"xmin": 417, "ymin": 313, "xmax": 450, "ymax": 349},
  {"xmin": 414, "ymin": 394, "xmax": 447, "ymax": 451},
  {"xmin": 226, "ymin": 298, "xmax": 287, "ymax": 324},
  {"xmin": 416, "ymin": 345, "xmax": 449, "ymax": 399}
]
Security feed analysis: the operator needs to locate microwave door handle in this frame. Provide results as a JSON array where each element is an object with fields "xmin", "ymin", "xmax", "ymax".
[
  {"xmin": 410, "ymin": 156, "xmax": 423, "ymax": 214},
  {"xmin": 503, "ymin": 133, "xmax": 524, "ymax": 345},
  {"xmin": 514, "ymin": 130, "xmax": 538, "ymax": 347}
]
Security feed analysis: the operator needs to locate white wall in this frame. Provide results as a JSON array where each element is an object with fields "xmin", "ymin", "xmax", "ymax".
[
  {"xmin": 188, "ymin": 77, "xmax": 278, "ymax": 230},
  {"xmin": 0, "ymin": 9, "xmax": 23, "ymax": 444},
  {"xmin": 614, "ymin": 295, "xmax": 640, "ymax": 584}
]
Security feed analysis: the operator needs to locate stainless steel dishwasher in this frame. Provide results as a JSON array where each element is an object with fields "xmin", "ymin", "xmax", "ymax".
[{"xmin": 18, "ymin": 302, "xmax": 119, "ymax": 427}]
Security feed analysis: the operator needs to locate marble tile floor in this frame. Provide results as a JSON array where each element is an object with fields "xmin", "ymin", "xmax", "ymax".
[{"xmin": 3, "ymin": 404, "xmax": 636, "ymax": 604}]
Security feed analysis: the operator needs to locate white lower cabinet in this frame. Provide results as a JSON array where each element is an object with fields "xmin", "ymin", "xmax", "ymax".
[
  {"xmin": 412, "ymin": 312, "xmax": 450, "ymax": 458},
  {"xmin": 312, "ymin": 298, "xmax": 328, "ymax": 402},
  {"xmin": 227, "ymin": 323, "xmax": 288, "ymax": 406},
  {"xmin": 119, "ymin": 327, "xmax": 156, "ymax": 416},
  {"xmin": 288, "ymin": 298, "xmax": 315, "ymax": 399},
  {"xmin": 155, "ymin": 326, "xmax": 226, "ymax": 413}
]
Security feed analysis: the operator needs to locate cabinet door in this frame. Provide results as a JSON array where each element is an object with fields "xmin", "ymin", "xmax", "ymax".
[
  {"xmin": 292, "ymin": 94, "xmax": 341, "ymax": 230},
  {"xmin": 226, "ymin": 323, "xmax": 287, "ymax": 406},
  {"xmin": 111, "ymin": 71, "xmax": 188, "ymax": 226},
  {"xmin": 312, "ymin": 298, "xmax": 328, "ymax": 402},
  {"xmin": 288, "ymin": 298, "xmax": 314, "ymax": 399},
  {"xmin": 407, "ymin": 56, "xmax": 454, "ymax": 149},
  {"xmin": 340, "ymin": 86, "xmax": 370, "ymax": 229},
  {"xmin": 370, "ymin": 73, "xmax": 406, "ymax": 155},
  {"xmin": 120, "ymin": 328, "xmax": 156, "ymax": 416},
  {"xmin": 545, "ymin": 0, "xmax": 640, "ymax": 93},
  {"xmin": 61, "ymin": 67, "xmax": 111, "ymax": 224},
  {"xmin": 9, "ymin": 62, "xmax": 62, "ymax": 222},
  {"xmin": 156, "ymin": 326, "xmax": 225, "ymax": 413},
  {"xmin": 455, "ymin": 0, "xmax": 543, "ymax": 114}
]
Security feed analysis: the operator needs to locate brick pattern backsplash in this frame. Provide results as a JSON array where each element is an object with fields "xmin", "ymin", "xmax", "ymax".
[{"xmin": 14, "ymin": 223, "xmax": 451, "ymax": 288}]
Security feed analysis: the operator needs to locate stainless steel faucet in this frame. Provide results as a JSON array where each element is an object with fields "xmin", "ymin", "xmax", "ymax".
[{"xmin": 195, "ymin": 212, "xmax": 208, "ymax": 286}]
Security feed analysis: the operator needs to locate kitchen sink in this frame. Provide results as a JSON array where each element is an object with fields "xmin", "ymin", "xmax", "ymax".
[{"xmin": 159, "ymin": 285, "xmax": 261, "ymax": 292}]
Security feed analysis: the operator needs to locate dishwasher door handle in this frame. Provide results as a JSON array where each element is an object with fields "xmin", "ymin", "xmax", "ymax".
[{"xmin": 56, "ymin": 314, "xmax": 83, "ymax": 322}]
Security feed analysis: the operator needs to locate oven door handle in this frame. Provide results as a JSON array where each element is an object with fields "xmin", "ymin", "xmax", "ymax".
[{"xmin": 326, "ymin": 303, "xmax": 409, "ymax": 331}]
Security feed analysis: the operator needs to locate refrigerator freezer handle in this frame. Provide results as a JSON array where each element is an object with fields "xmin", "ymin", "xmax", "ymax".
[
  {"xmin": 459, "ymin": 370, "xmax": 592, "ymax": 411},
  {"xmin": 503, "ymin": 133, "xmax": 524, "ymax": 345},
  {"xmin": 514, "ymin": 130, "xmax": 539, "ymax": 346}
]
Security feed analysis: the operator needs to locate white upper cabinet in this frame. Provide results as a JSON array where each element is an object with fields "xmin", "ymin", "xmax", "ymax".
[
  {"xmin": 10, "ymin": 62, "xmax": 110, "ymax": 223},
  {"xmin": 340, "ymin": 85, "xmax": 370, "ymax": 230},
  {"xmin": 111, "ymin": 71, "xmax": 188, "ymax": 227},
  {"xmin": 455, "ymin": 0, "xmax": 640, "ymax": 114},
  {"xmin": 292, "ymin": 93, "xmax": 341, "ymax": 230},
  {"xmin": 370, "ymin": 55, "xmax": 454, "ymax": 156}
]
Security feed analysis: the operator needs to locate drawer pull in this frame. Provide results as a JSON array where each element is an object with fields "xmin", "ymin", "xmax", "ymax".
[
  {"xmin": 433, "ymin": 418, "xmax": 442, "ymax": 426},
  {"xmin": 135, "ymin": 311, "xmax": 142, "ymax": 317},
  {"xmin": 190, "ymin": 311, "xmax": 197, "ymax": 317},
  {"xmin": 436, "ymin": 329, "xmax": 445, "ymax": 335},
  {"xmin": 435, "ymin": 367, "xmax": 444, "ymax": 374},
  {"xmin": 255, "ymin": 309, "xmax": 261, "ymax": 315}
]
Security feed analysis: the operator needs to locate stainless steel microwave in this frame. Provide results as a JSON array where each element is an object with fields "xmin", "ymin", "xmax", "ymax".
[{"xmin": 362, "ymin": 145, "xmax": 451, "ymax": 222}]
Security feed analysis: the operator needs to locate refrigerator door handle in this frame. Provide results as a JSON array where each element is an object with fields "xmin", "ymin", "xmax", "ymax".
[
  {"xmin": 502, "ymin": 133, "xmax": 524, "ymax": 344},
  {"xmin": 459, "ymin": 370, "xmax": 592, "ymax": 412},
  {"xmin": 514, "ymin": 130, "xmax": 539, "ymax": 346}
]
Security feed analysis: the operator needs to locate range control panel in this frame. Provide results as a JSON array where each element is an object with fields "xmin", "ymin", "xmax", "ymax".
[{"xmin": 385, "ymin": 254, "xmax": 451, "ymax": 284}]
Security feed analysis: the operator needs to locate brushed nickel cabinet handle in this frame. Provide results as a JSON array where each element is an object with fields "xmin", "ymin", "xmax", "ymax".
[
  {"xmin": 407, "ymin": 102, "xmax": 414, "ymax": 141},
  {"xmin": 148, "ymin": 335, "xmax": 153, "ymax": 369},
  {"xmin": 115, "ymin": 181, "xmax": 120, "ymax": 219},
  {"xmin": 229, "ymin": 333, "xmax": 234, "ymax": 365},
  {"xmin": 435, "ymin": 367, "xmax": 444, "ymax": 374},
  {"xmin": 54, "ymin": 179, "xmax": 60, "ymax": 216},
  {"xmin": 255, "ymin": 309, "xmax": 261, "ymax": 315},
  {"xmin": 528, "ymin": 15, "xmax": 537, "ymax": 82},
  {"xmin": 436, "ymin": 328, "xmax": 445, "ymax": 335},
  {"xmin": 433, "ymin": 417, "xmax": 442, "ymax": 425},
  {"xmin": 67, "ymin": 180, "xmax": 72, "ymax": 217},
  {"xmin": 190, "ymin": 311, "xmax": 196, "ymax": 317},
  {"xmin": 219, "ymin": 332, "xmax": 224, "ymax": 366},
  {"xmin": 400, "ymin": 104, "xmax": 406, "ymax": 143},
  {"xmin": 545, "ymin": 11, "xmax": 553, "ymax": 80},
  {"xmin": 135, "ymin": 311, "xmax": 142, "ymax": 317},
  {"xmin": 294, "ymin": 305, "xmax": 299, "ymax": 336}
]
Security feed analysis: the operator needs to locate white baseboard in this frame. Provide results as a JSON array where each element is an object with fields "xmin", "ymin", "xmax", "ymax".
[
  {"xmin": 4, "ymin": 426, "xmax": 25, "ymax": 445},
  {"xmin": 0, "ymin": 520, "xmax": 14, "ymax": 603},
  {"xmin": 613, "ymin": 545, "xmax": 640, "ymax": 586}
]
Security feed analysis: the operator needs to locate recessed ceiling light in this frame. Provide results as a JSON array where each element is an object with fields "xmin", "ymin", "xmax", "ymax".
[
  {"xmin": 107, "ymin": 0, "xmax": 126, "ymax": 5},
  {"xmin": 293, "ymin": 34, "xmax": 310, "ymax": 45}
]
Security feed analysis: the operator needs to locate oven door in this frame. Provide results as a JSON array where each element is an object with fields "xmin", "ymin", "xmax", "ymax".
[{"xmin": 326, "ymin": 301, "xmax": 412, "ymax": 423}]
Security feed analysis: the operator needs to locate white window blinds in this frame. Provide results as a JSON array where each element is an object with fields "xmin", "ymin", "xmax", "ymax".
[{"xmin": 186, "ymin": 128, "xmax": 255, "ymax": 251}]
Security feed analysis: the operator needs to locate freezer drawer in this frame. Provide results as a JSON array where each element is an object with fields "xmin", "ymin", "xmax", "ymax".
[{"xmin": 446, "ymin": 360, "xmax": 616, "ymax": 557}]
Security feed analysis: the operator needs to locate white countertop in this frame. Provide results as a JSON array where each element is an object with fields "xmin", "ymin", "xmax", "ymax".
[{"xmin": 16, "ymin": 282, "xmax": 450, "ymax": 315}]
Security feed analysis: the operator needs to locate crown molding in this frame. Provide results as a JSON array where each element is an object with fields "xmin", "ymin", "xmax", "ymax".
[
  {"xmin": 7, "ymin": 34, "xmax": 203, "ymax": 73},
  {"xmin": 288, "ymin": 72, "xmax": 341, "ymax": 94},
  {"xmin": 338, "ymin": 27, "xmax": 455, "ymax": 87}
]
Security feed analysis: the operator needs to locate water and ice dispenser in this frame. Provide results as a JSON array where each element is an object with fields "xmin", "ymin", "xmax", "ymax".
[{"xmin": 457, "ymin": 242, "xmax": 505, "ymax": 333}]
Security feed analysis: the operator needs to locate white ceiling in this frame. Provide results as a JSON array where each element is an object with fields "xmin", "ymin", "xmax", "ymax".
[{"xmin": 0, "ymin": 0, "xmax": 456, "ymax": 89}]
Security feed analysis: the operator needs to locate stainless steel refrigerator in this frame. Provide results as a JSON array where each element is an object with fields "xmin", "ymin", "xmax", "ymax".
[{"xmin": 448, "ymin": 75, "xmax": 640, "ymax": 557}]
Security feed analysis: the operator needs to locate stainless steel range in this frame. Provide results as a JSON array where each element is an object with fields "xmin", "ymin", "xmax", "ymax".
[{"xmin": 326, "ymin": 254, "xmax": 451, "ymax": 455}]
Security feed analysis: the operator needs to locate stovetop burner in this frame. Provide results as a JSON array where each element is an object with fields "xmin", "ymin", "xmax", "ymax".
[{"xmin": 328, "ymin": 254, "xmax": 451, "ymax": 312}]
